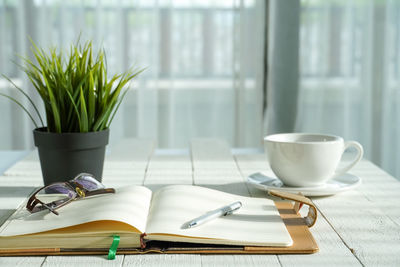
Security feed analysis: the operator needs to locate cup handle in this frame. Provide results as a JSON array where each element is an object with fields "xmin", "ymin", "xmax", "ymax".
[{"xmin": 334, "ymin": 141, "xmax": 364, "ymax": 177}]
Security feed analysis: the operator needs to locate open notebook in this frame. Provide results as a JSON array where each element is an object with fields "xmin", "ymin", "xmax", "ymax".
[{"xmin": 0, "ymin": 185, "xmax": 293, "ymax": 250}]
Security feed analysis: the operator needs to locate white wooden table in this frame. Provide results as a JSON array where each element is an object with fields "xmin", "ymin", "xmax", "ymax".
[{"xmin": 0, "ymin": 138, "xmax": 400, "ymax": 266}]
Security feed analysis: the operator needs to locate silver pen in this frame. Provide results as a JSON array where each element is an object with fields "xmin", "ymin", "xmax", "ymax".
[{"xmin": 182, "ymin": 201, "xmax": 242, "ymax": 229}]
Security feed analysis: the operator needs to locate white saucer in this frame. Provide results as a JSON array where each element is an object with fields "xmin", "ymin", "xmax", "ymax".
[{"xmin": 247, "ymin": 172, "xmax": 361, "ymax": 197}]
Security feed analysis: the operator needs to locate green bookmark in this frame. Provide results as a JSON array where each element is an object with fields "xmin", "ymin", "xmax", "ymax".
[{"xmin": 108, "ymin": 235, "xmax": 120, "ymax": 260}]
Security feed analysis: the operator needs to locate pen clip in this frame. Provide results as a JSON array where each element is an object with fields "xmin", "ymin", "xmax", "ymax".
[
  {"xmin": 223, "ymin": 201, "xmax": 242, "ymax": 216},
  {"xmin": 223, "ymin": 210, "xmax": 233, "ymax": 216}
]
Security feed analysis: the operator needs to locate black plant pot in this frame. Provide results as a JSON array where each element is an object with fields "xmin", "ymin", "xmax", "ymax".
[{"xmin": 33, "ymin": 127, "xmax": 109, "ymax": 186}]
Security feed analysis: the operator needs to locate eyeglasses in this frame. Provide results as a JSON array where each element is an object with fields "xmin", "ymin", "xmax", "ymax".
[{"xmin": 26, "ymin": 173, "xmax": 115, "ymax": 215}]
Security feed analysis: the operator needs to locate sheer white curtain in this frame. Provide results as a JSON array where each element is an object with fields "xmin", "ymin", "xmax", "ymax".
[
  {"xmin": 296, "ymin": 0, "xmax": 400, "ymax": 178},
  {"xmin": 0, "ymin": 0, "xmax": 265, "ymax": 149}
]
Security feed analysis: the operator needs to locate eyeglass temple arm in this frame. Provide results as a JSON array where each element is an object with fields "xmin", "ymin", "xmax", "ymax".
[
  {"xmin": 85, "ymin": 188, "xmax": 115, "ymax": 197},
  {"xmin": 26, "ymin": 186, "xmax": 46, "ymax": 211},
  {"xmin": 26, "ymin": 197, "xmax": 39, "ymax": 211}
]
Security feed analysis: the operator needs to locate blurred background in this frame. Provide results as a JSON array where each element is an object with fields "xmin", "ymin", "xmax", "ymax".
[{"xmin": 0, "ymin": 0, "xmax": 399, "ymax": 179}]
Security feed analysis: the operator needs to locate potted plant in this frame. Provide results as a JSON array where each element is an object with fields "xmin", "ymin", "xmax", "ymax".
[{"xmin": 0, "ymin": 40, "xmax": 142, "ymax": 185}]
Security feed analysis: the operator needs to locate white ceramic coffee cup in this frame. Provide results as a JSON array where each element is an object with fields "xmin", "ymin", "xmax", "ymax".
[{"xmin": 264, "ymin": 133, "xmax": 364, "ymax": 187}]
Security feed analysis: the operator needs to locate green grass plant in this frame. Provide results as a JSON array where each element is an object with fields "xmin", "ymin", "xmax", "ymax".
[{"xmin": 1, "ymin": 40, "xmax": 142, "ymax": 133}]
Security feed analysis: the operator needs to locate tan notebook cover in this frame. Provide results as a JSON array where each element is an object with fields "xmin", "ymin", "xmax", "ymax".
[{"xmin": 0, "ymin": 191, "xmax": 319, "ymax": 256}]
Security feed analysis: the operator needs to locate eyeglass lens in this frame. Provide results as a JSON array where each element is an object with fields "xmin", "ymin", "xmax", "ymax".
[{"xmin": 73, "ymin": 173, "xmax": 105, "ymax": 191}]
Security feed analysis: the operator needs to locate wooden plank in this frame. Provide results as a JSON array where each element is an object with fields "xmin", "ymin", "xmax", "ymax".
[
  {"xmin": 101, "ymin": 138, "xmax": 155, "ymax": 187},
  {"xmin": 0, "ymin": 186, "xmax": 36, "ymax": 226},
  {"xmin": 345, "ymin": 161, "xmax": 400, "ymax": 264},
  {"xmin": 123, "ymin": 254, "xmax": 201, "ymax": 267},
  {"xmin": 143, "ymin": 153, "xmax": 193, "ymax": 191},
  {"xmin": 351, "ymin": 160, "xmax": 400, "ymax": 225},
  {"xmin": 0, "ymin": 151, "xmax": 29, "ymax": 175},
  {"xmin": 0, "ymin": 175, "xmax": 43, "ymax": 187},
  {"xmin": 190, "ymin": 138, "xmax": 281, "ymax": 266},
  {"xmin": 311, "ymin": 185, "xmax": 400, "ymax": 266},
  {"xmin": 0, "ymin": 257, "xmax": 45, "ymax": 266},
  {"xmin": 230, "ymin": 154, "xmax": 271, "ymax": 198},
  {"xmin": 191, "ymin": 138, "xmax": 249, "ymax": 196},
  {"xmin": 191, "ymin": 138, "xmax": 238, "ymax": 170},
  {"xmin": 143, "ymin": 150, "xmax": 192, "ymax": 190},
  {"xmin": 200, "ymin": 255, "xmax": 280, "ymax": 266},
  {"xmin": 3, "ymin": 151, "xmax": 41, "ymax": 177},
  {"xmin": 276, "ymin": 211, "xmax": 362, "ymax": 266},
  {"xmin": 234, "ymin": 153, "xmax": 362, "ymax": 266},
  {"xmin": 42, "ymin": 255, "xmax": 124, "ymax": 267},
  {"xmin": 106, "ymin": 138, "xmax": 155, "ymax": 162}
]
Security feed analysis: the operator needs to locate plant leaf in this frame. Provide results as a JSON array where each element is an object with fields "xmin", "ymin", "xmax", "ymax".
[
  {"xmin": 1, "ymin": 74, "xmax": 45, "ymax": 127},
  {"xmin": 0, "ymin": 92, "xmax": 38, "ymax": 128},
  {"xmin": 79, "ymin": 87, "xmax": 88, "ymax": 132}
]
